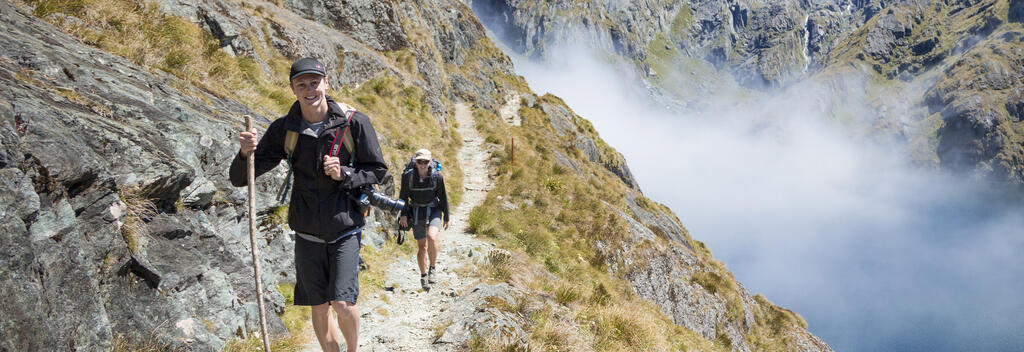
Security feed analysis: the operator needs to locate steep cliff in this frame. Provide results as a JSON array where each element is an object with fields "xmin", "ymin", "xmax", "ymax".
[{"xmin": 1, "ymin": 0, "xmax": 829, "ymax": 350}]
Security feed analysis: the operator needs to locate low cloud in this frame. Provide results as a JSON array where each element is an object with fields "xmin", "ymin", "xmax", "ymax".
[{"xmin": 503, "ymin": 42, "xmax": 1024, "ymax": 351}]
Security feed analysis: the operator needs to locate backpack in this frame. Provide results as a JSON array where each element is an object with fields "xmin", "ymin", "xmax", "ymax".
[
  {"xmin": 402, "ymin": 157, "xmax": 443, "ymax": 193},
  {"xmin": 275, "ymin": 103, "xmax": 357, "ymax": 203}
]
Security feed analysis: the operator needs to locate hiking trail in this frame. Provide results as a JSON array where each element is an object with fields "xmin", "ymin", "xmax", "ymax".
[{"xmin": 300, "ymin": 103, "xmax": 494, "ymax": 351}]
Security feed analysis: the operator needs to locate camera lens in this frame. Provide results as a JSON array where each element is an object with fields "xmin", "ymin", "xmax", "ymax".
[{"xmin": 368, "ymin": 191, "xmax": 405, "ymax": 213}]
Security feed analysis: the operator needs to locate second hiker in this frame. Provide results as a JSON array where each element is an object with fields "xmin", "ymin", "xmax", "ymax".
[{"xmin": 398, "ymin": 149, "xmax": 450, "ymax": 291}]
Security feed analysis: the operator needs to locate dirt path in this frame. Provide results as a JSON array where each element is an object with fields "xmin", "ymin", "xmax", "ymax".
[{"xmin": 301, "ymin": 103, "xmax": 493, "ymax": 351}]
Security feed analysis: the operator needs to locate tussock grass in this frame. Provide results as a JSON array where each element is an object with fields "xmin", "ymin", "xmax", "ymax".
[
  {"xmin": 587, "ymin": 304, "xmax": 666, "ymax": 352},
  {"xmin": 111, "ymin": 332, "xmax": 181, "ymax": 352},
  {"xmin": 485, "ymin": 250, "xmax": 514, "ymax": 282},
  {"xmin": 117, "ymin": 185, "xmax": 156, "ymax": 253},
  {"xmin": 744, "ymin": 294, "xmax": 811, "ymax": 351},
  {"xmin": 554, "ymin": 283, "xmax": 583, "ymax": 304}
]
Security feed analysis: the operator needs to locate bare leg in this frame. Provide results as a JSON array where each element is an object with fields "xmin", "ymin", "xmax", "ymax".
[
  {"xmin": 426, "ymin": 226, "xmax": 440, "ymax": 269},
  {"xmin": 417, "ymin": 238, "xmax": 428, "ymax": 275},
  {"xmin": 332, "ymin": 301, "xmax": 360, "ymax": 352},
  {"xmin": 311, "ymin": 303, "xmax": 341, "ymax": 352}
]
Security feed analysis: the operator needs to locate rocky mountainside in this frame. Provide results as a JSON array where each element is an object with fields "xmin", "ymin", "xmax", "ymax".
[
  {"xmin": 1, "ymin": 0, "xmax": 828, "ymax": 350},
  {"xmin": 469, "ymin": 0, "xmax": 1024, "ymax": 183}
]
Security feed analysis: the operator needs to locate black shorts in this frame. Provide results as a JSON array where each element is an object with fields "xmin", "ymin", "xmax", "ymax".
[
  {"xmin": 293, "ymin": 232, "xmax": 360, "ymax": 306},
  {"xmin": 413, "ymin": 213, "xmax": 443, "ymax": 240}
]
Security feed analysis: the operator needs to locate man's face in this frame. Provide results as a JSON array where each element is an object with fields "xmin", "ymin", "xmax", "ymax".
[
  {"xmin": 291, "ymin": 73, "xmax": 328, "ymax": 108},
  {"xmin": 416, "ymin": 159, "xmax": 430, "ymax": 173}
]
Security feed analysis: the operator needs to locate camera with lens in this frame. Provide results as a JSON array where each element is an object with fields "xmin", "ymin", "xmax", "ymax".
[{"xmin": 354, "ymin": 186, "xmax": 405, "ymax": 214}]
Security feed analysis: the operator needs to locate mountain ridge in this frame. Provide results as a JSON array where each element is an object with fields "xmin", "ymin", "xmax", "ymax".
[{"xmin": 471, "ymin": 0, "xmax": 1024, "ymax": 183}]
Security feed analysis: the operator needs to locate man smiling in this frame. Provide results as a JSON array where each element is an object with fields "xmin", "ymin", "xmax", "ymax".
[{"xmin": 230, "ymin": 57, "xmax": 387, "ymax": 352}]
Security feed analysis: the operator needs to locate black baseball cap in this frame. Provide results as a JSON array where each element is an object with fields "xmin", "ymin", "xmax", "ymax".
[{"xmin": 289, "ymin": 57, "xmax": 326, "ymax": 81}]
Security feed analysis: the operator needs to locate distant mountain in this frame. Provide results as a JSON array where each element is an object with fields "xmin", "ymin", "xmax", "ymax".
[{"xmin": 470, "ymin": 0, "xmax": 1024, "ymax": 183}]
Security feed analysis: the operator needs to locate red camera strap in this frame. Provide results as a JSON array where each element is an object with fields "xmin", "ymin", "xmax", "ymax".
[{"xmin": 329, "ymin": 110, "xmax": 356, "ymax": 157}]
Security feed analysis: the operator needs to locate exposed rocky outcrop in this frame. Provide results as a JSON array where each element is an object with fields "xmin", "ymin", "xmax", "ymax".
[
  {"xmin": 0, "ymin": 2, "xmax": 296, "ymax": 349},
  {"xmin": 864, "ymin": 12, "xmax": 913, "ymax": 63},
  {"xmin": 600, "ymin": 202, "xmax": 832, "ymax": 352},
  {"xmin": 284, "ymin": 0, "xmax": 409, "ymax": 52},
  {"xmin": 925, "ymin": 33, "xmax": 1024, "ymax": 182},
  {"xmin": 435, "ymin": 283, "xmax": 529, "ymax": 345}
]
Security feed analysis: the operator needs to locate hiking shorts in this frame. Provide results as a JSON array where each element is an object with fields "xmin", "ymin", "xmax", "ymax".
[
  {"xmin": 293, "ymin": 232, "xmax": 360, "ymax": 306},
  {"xmin": 412, "ymin": 212, "xmax": 443, "ymax": 240}
]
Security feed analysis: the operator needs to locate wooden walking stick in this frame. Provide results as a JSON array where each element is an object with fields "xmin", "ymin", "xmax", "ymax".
[{"xmin": 245, "ymin": 115, "xmax": 272, "ymax": 352}]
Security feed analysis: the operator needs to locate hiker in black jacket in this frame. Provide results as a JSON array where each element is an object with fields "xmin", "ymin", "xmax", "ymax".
[
  {"xmin": 230, "ymin": 57, "xmax": 386, "ymax": 352},
  {"xmin": 398, "ymin": 149, "xmax": 450, "ymax": 291}
]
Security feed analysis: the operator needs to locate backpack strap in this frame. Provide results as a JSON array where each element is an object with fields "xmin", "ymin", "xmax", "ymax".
[
  {"xmin": 334, "ymin": 102, "xmax": 358, "ymax": 158},
  {"xmin": 283, "ymin": 130, "xmax": 299, "ymax": 156},
  {"xmin": 276, "ymin": 130, "xmax": 300, "ymax": 203},
  {"xmin": 276, "ymin": 105, "xmax": 358, "ymax": 204},
  {"xmin": 329, "ymin": 110, "xmax": 357, "ymax": 165}
]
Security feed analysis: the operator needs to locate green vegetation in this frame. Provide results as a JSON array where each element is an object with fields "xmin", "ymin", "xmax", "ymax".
[
  {"xmin": 745, "ymin": 294, "xmax": 810, "ymax": 351},
  {"xmin": 670, "ymin": 4, "xmax": 694, "ymax": 41},
  {"xmin": 641, "ymin": 32, "xmax": 750, "ymax": 104}
]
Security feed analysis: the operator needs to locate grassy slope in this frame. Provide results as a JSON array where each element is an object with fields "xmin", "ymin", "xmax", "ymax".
[{"xmin": 19, "ymin": 0, "xmax": 817, "ymax": 350}]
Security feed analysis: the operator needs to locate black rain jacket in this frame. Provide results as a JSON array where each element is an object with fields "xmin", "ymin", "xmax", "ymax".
[{"xmin": 230, "ymin": 98, "xmax": 388, "ymax": 242}]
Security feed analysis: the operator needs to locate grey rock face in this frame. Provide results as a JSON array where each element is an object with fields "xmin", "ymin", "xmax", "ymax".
[
  {"xmin": 0, "ymin": 2, "xmax": 294, "ymax": 349},
  {"xmin": 1008, "ymin": 88, "xmax": 1024, "ymax": 123},
  {"xmin": 540, "ymin": 102, "xmax": 575, "ymax": 136},
  {"xmin": 285, "ymin": 0, "xmax": 409, "ymax": 51},
  {"xmin": 865, "ymin": 13, "xmax": 912, "ymax": 62},
  {"xmin": 625, "ymin": 193, "xmax": 690, "ymax": 247},
  {"xmin": 536, "ymin": 100, "xmax": 641, "ymax": 189},
  {"xmin": 925, "ymin": 35, "xmax": 1024, "ymax": 183},
  {"xmin": 436, "ymin": 283, "xmax": 528, "ymax": 346}
]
